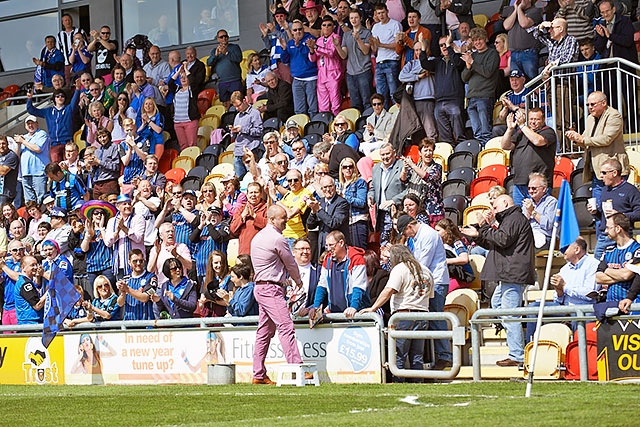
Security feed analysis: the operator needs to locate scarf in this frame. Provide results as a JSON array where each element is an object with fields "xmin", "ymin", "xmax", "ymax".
[{"xmin": 111, "ymin": 213, "xmax": 134, "ymax": 275}]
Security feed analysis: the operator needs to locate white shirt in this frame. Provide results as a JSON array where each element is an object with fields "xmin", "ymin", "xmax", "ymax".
[{"xmin": 372, "ymin": 18, "xmax": 402, "ymax": 62}]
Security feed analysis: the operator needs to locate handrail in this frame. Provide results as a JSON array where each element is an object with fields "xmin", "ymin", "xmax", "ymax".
[
  {"xmin": 0, "ymin": 92, "xmax": 52, "ymax": 131},
  {"xmin": 470, "ymin": 303, "xmax": 640, "ymax": 382}
]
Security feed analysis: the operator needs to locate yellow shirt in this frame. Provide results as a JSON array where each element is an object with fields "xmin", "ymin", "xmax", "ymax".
[{"xmin": 281, "ymin": 187, "xmax": 312, "ymax": 239}]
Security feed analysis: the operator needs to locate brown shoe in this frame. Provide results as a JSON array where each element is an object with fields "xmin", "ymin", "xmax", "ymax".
[
  {"xmin": 304, "ymin": 372, "xmax": 314, "ymax": 380},
  {"xmin": 431, "ymin": 359, "xmax": 453, "ymax": 370},
  {"xmin": 252, "ymin": 377, "xmax": 276, "ymax": 385},
  {"xmin": 496, "ymin": 358, "xmax": 521, "ymax": 367}
]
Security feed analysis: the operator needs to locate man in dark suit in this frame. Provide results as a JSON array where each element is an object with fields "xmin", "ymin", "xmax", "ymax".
[
  {"xmin": 367, "ymin": 143, "xmax": 407, "ymax": 245},
  {"xmin": 307, "ymin": 176, "xmax": 350, "ymax": 256},
  {"xmin": 184, "ymin": 46, "xmax": 206, "ymax": 96}
]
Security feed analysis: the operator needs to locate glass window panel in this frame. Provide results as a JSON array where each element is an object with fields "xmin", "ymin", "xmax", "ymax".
[
  {"xmin": 181, "ymin": 0, "xmax": 239, "ymax": 44},
  {"xmin": 0, "ymin": 13, "xmax": 59, "ymax": 72},
  {"xmin": 121, "ymin": 0, "xmax": 179, "ymax": 48},
  {"xmin": 0, "ymin": 0, "xmax": 56, "ymax": 16}
]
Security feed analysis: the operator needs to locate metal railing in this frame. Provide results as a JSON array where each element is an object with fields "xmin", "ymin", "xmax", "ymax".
[
  {"xmin": 524, "ymin": 57, "xmax": 640, "ymax": 154},
  {"xmin": 387, "ymin": 311, "xmax": 465, "ymax": 380},
  {"xmin": 0, "ymin": 92, "xmax": 52, "ymax": 132},
  {"xmin": 470, "ymin": 303, "xmax": 640, "ymax": 382}
]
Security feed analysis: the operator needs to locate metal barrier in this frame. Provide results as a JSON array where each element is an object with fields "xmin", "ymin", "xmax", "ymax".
[
  {"xmin": 470, "ymin": 303, "xmax": 640, "ymax": 382},
  {"xmin": 524, "ymin": 57, "xmax": 640, "ymax": 154},
  {"xmin": 0, "ymin": 92, "xmax": 52, "ymax": 132},
  {"xmin": 387, "ymin": 311, "xmax": 465, "ymax": 380}
]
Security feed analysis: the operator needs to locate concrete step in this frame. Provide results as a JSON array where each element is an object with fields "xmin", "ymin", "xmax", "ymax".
[{"xmin": 456, "ymin": 365, "xmax": 523, "ymax": 379}]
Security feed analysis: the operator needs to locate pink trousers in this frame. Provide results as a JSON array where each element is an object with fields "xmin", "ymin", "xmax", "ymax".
[
  {"xmin": 252, "ymin": 283, "xmax": 302, "ymax": 379},
  {"xmin": 317, "ymin": 78, "xmax": 342, "ymax": 116},
  {"xmin": 174, "ymin": 119, "xmax": 199, "ymax": 151}
]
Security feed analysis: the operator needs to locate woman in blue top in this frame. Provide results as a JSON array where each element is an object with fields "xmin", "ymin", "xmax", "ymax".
[
  {"xmin": 91, "ymin": 275, "xmax": 120, "ymax": 321},
  {"xmin": 338, "ymin": 157, "xmax": 368, "ymax": 250},
  {"xmin": 152, "ymin": 257, "xmax": 197, "ymax": 319},
  {"xmin": 218, "ymin": 263, "xmax": 259, "ymax": 317},
  {"xmin": 435, "ymin": 218, "xmax": 474, "ymax": 293},
  {"xmin": 136, "ymin": 97, "xmax": 164, "ymax": 159}
]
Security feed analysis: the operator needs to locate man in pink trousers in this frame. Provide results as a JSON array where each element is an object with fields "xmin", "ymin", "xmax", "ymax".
[{"xmin": 308, "ymin": 16, "xmax": 344, "ymax": 115}]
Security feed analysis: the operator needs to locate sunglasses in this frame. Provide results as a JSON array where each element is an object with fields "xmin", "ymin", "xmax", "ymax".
[
  {"xmin": 600, "ymin": 170, "xmax": 615, "ymax": 175},
  {"xmin": 372, "ymin": 102, "xmax": 383, "ymax": 106},
  {"xmin": 170, "ymin": 266, "xmax": 181, "ymax": 271},
  {"xmin": 101, "ymin": 32, "xmax": 111, "ymax": 35},
  {"xmin": 90, "ymin": 88, "xmax": 100, "ymax": 91},
  {"xmin": 342, "ymin": 165, "xmax": 354, "ymax": 169},
  {"xmin": 202, "ymin": 189, "xmax": 214, "ymax": 193},
  {"xmin": 276, "ymin": 160, "xmax": 288, "ymax": 165},
  {"xmin": 218, "ymin": 35, "xmax": 229, "ymax": 39},
  {"xmin": 131, "ymin": 259, "xmax": 144, "ymax": 264},
  {"xmin": 10, "ymin": 247, "xmax": 25, "ymax": 253},
  {"xmin": 292, "ymin": 28, "xmax": 303, "ymax": 32},
  {"xmin": 322, "ymin": 23, "xmax": 334, "ymax": 27},
  {"xmin": 287, "ymin": 178, "xmax": 300, "ymax": 183},
  {"xmin": 55, "ymin": 94, "xmax": 66, "ymax": 98},
  {"xmin": 587, "ymin": 101, "xmax": 603, "ymax": 107},
  {"xmin": 118, "ymin": 97, "xmax": 127, "ymax": 101},
  {"xmin": 316, "ymin": 171, "xmax": 327, "ymax": 175},
  {"xmin": 439, "ymin": 43, "xmax": 447, "ymax": 47},
  {"xmin": 93, "ymin": 211, "xmax": 104, "ymax": 216},
  {"xmin": 334, "ymin": 122, "xmax": 347, "ymax": 127},
  {"xmin": 292, "ymin": 146, "xmax": 304, "ymax": 151}
]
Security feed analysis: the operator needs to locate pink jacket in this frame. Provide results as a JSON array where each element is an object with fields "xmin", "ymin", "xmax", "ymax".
[{"xmin": 309, "ymin": 33, "xmax": 344, "ymax": 82}]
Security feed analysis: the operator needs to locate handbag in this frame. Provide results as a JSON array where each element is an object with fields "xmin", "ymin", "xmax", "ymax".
[{"xmin": 445, "ymin": 249, "xmax": 475, "ymax": 283}]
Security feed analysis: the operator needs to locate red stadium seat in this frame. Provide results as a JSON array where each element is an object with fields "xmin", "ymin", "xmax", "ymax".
[
  {"xmin": 553, "ymin": 170, "xmax": 567, "ymax": 188},
  {"xmin": 470, "ymin": 176, "xmax": 500, "ymax": 198},
  {"xmin": 198, "ymin": 89, "xmax": 217, "ymax": 116},
  {"xmin": 3, "ymin": 84, "xmax": 19, "ymax": 96},
  {"xmin": 159, "ymin": 148, "xmax": 178, "ymax": 174},
  {"xmin": 554, "ymin": 156, "xmax": 574, "ymax": 180},
  {"xmin": 477, "ymin": 164, "xmax": 508, "ymax": 185},
  {"xmin": 165, "ymin": 168, "xmax": 186, "ymax": 185}
]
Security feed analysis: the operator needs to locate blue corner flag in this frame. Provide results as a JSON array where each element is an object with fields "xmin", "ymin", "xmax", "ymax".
[
  {"xmin": 42, "ymin": 264, "xmax": 81, "ymax": 348},
  {"xmin": 557, "ymin": 179, "xmax": 580, "ymax": 252}
]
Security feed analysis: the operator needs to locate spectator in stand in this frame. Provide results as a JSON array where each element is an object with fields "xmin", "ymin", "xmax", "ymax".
[
  {"xmin": 137, "ymin": 155, "xmax": 166, "ymax": 197},
  {"xmin": 502, "ymin": 0, "xmax": 543, "ymax": 80},
  {"xmin": 494, "ymin": 34, "xmax": 511, "ymax": 96},
  {"xmin": 14, "ymin": 255, "xmax": 47, "ymax": 325},
  {"xmin": 12, "ymin": 115, "xmax": 49, "ymax": 204},
  {"xmin": 118, "ymin": 53, "xmax": 136, "ymax": 84},
  {"xmin": 88, "ymin": 26, "xmax": 118, "ymax": 84},
  {"xmin": 87, "ymin": 128, "xmax": 122, "ymax": 199},
  {"xmin": 195, "ymin": 250, "xmax": 230, "ymax": 318},
  {"xmin": 89, "ymin": 275, "xmax": 119, "ymax": 321},
  {"xmin": 43, "ymin": 207, "xmax": 73, "ymax": 259},
  {"xmin": 143, "ymin": 45, "xmax": 171, "ymax": 87},
  {"xmin": 587, "ymin": 159, "xmax": 640, "ymax": 258},
  {"xmin": 461, "ymin": 27, "xmax": 500, "ymax": 145},
  {"xmin": 597, "ymin": 213, "xmax": 640, "ymax": 303},
  {"xmin": 57, "ymin": 13, "xmax": 87, "ymax": 84},
  {"xmin": 502, "ymin": 107, "xmax": 556, "ymax": 206},
  {"xmin": 207, "ymin": 29, "xmax": 243, "ymax": 109},
  {"xmin": 360, "ymin": 244, "xmax": 434, "ymax": 381},
  {"xmin": 256, "ymin": 71, "xmax": 294, "ymax": 123},
  {"xmin": 116, "ymin": 249, "xmax": 157, "ymax": 320},
  {"xmin": 60, "ymin": 141, "xmax": 83, "ymax": 177},
  {"xmin": 290, "ymin": 237, "xmax": 321, "ymax": 314},
  {"xmin": 401, "ymin": 137, "xmax": 444, "ymax": 226},
  {"xmin": 148, "ymin": 14, "xmax": 179, "ymax": 47},
  {"xmin": 370, "ymin": 3, "xmax": 402, "ymax": 109},
  {"xmin": 555, "ymin": 0, "xmax": 596, "ymax": 43},
  {"xmin": 361, "ymin": 250, "xmax": 391, "ymax": 323},
  {"xmin": 434, "ymin": 0, "xmax": 474, "ymax": 40},
  {"xmin": 133, "ymin": 179, "xmax": 161, "ymax": 254},
  {"xmin": 85, "ymin": 101, "xmax": 113, "ymax": 148},
  {"xmin": 337, "ymin": 157, "xmax": 368, "ymax": 250},
  {"xmin": 151, "ymin": 257, "xmax": 197, "ymax": 319},
  {"xmin": 576, "ymin": 40, "xmax": 601, "ymax": 103},
  {"xmin": 399, "ymin": 41, "xmax": 437, "ymax": 141},
  {"xmin": 522, "ymin": 173, "xmax": 557, "ymax": 251},
  {"xmin": 45, "ymin": 162, "xmax": 87, "ymax": 211},
  {"xmin": 167, "ymin": 68, "xmax": 200, "ymax": 151},
  {"xmin": 435, "ymin": 218, "xmax": 473, "ymax": 293},
  {"xmin": 103, "ymin": 65, "xmax": 127, "ymax": 110},
  {"xmin": 419, "ymin": 33, "xmax": 466, "ymax": 146},
  {"xmin": 156, "ymin": 186, "xmax": 199, "ymax": 255},
  {"xmin": 32, "ymin": 35, "xmax": 64, "ymax": 92},
  {"xmin": 103, "ymin": 194, "xmax": 146, "ymax": 280},
  {"xmin": 361, "ymin": 93, "xmax": 395, "ymax": 155},
  {"xmin": 246, "ymin": 53, "xmax": 269, "ymax": 103},
  {"xmin": 565, "ymin": 91, "xmax": 629, "ymax": 255},
  {"xmin": 410, "ymin": 0, "xmax": 442, "ymax": 59},
  {"xmin": 189, "ymin": 206, "xmax": 230, "ymax": 285},
  {"xmin": 130, "ymin": 69, "xmax": 159, "ymax": 114},
  {"xmin": 230, "ymin": 182, "xmax": 268, "ymax": 255},
  {"xmin": 313, "ymin": 230, "xmax": 369, "ymax": 316},
  {"xmin": 290, "ymin": 138, "xmax": 318, "ymax": 179},
  {"xmin": 323, "ymin": 114, "xmax": 360, "ymax": 152},
  {"xmin": 396, "ymin": 9, "xmax": 431, "ymax": 69},
  {"xmin": 26, "ymin": 81, "xmax": 81, "ymax": 163},
  {"xmin": 81, "ymin": 201, "xmax": 117, "ymax": 291},
  {"xmin": 308, "ymin": 16, "xmax": 344, "ymax": 116},
  {"xmin": 335, "ymin": 8, "xmax": 372, "ymax": 112},
  {"xmin": 230, "ymin": 91, "xmax": 264, "ymax": 178},
  {"xmin": 68, "ymin": 33, "xmax": 93, "ymax": 81},
  {"xmin": 221, "ymin": 175, "xmax": 248, "ymax": 219},
  {"xmin": 301, "ymin": 0, "xmax": 323, "ymax": 38},
  {"xmin": 312, "ymin": 139, "xmax": 360, "ymax": 180},
  {"xmin": 402, "ymin": 193, "xmax": 431, "ymax": 225},
  {"xmin": 25, "ymin": 202, "xmax": 48, "ymax": 241},
  {"xmin": 260, "ymin": 5, "xmax": 293, "ymax": 84},
  {"xmin": 368, "ymin": 143, "xmax": 407, "ymax": 246},
  {"xmin": 278, "ymin": 169, "xmax": 313, "ymax": 248},
  {"xmin": 148, "ymin": 222, "xmax": 192, "ymax": 285},
  {"xmin": 492, "ymin": 69, "xmax": 531, "ymax": 137},
  {"xmin": 453, "ymin": 21, "xmax": 471, "ymax": 51},
  {"xmin": 307, "ymin": 175, "xmax": 350, "ymax": 255},
  {"xmin": 217, "ymin": 263, "xmax": 260, "ymax": 317},
  {"xmin": 120, "ymin": 118, "xmax": 151, "ymax": 189},
  {"xmin": 183, "ymin": 46, "xmax": 206, "ymax": 96},
  {"xmin": 280, "ymin": 20, "xmax": 319, "ymax": 117}
]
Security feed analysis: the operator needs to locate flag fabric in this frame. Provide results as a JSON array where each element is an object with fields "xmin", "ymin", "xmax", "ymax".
[
  {"xmin": 42, "ymin": 264, "xmax": 81, "ymax": 348},
  {"xmin": 388, "ymin": 87, "xmax": 425, "ymax": 154},
  {"xmin": 557, "ymin": 179, "xmax": 580, "ymax": 252}
]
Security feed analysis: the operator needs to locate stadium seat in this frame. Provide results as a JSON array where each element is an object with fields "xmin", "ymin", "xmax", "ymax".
[
  {"xmin": 159, "ymin": 148, "xmax": 178, "ymax": 173},
  {"xmin": 553, "ymin": 170, "xmax": 567, "ymax": 188},
  {"xmin": 197, "ymin": 88, "xmax": 217, "ymax": 115},
  {"xmin": 523, "ymin": 323, "xmax": 572, "ymax": 379},
  {"xmin": 467, "ymin": 254, "xmax": 485, "ymax": 291},
  {"xmin": 200, "ymin": 56, "xmax": 212, "ymax": 81},
  {"xmin": 441, "ymin": 179, "xmax": 469, "ymax": 198},
  {"xmin": 470, "ymin": 176, "xmax": 499, "ymax": 198},
  {"xmin": 227, "ymin": 238, "xmax": 239, "ymax": 267},
  {"xmin": 162, "ymin": 131, "xmax": 171, "ymax": 143},
  {"xmin": 477, "ymin": 164, "xmax": 508, "ymax": 185},
  {"xmin": 180, "ymin": 175, "xmax": 203, "ymax": 192},
  {"xmin": 304, "ymin": 120, "xmax": 328, "ymax": 136},
  {"xmin": 443, "ymin": 195, "xmax": 469, "ymax": 214},
  {"xmin": 180, "ymin": 146, "xmax": 202, "ymax": 161},
  {"xmin": 218, "ymin": 150, "xmax": 234, "ymax": 165},
  {"xmin": 629, "ymin": 165, "xmax": 638, "ymax": 185},
  {"xmin": 172, "ymin": 156, "xmax": 195, "ymax": 172},
  {"xmin": 187, "ymin": 165, "xmax": 209, "ymax": 181},
  {"xmin": 573, "ymin": 183, "xmax": 592, "ymax": 199},
  {"xmin": 196, "ymin": 153, "xmax": 218, "ymax": 172},
  {"xmin": 388, "ymin": 104, "xmax": 399, "ymax": 115},
  {"xmin": 471, "ymin": 192, "xmax": 491, "ymax": 207},
  {"xmin": 573, "ymin": 197, "xmax": 595, "ymax": 228},
  {"xmin": 311, "ymin": 112, "xmax": 334, "ymax": 125},
  {"xmin": 73, "ymin": 128, "xmax": 85, "ymax": 151},
  {"xmin": 448, "ymin": 151, "xmax": 474, "ymax": 170},
  {"xmin": 354, "ymin": 116, "xmax": 368, "ymax": 133},
  {"xmin": 165, "ymin": 167, "xmax": 186, "ymax": 184},
  {"xmin": 626, "ymin": 147, "xmax": 640, "ymax": 170},
  {"xmin": 444, "ymin": 207, "xmax": 462, "ymax": 226},
  {"xmin": 253, "ymin": 99, "xmax": 268, "ymax": 114},
  {"xmin": 210, "ymin": 163, "xmax": 234, "ymax": 176},
  {"xmin": 435, "ymin": 142, "xmax": 453, "ymax": 160},
  {"xmin": 477, "ymin": 148, "xmax": 508, "ymax": 169},
  {"xmin": 455, "ymin": 139, "xmax": 483, "ymax": 160},
  {"xmin": 197, "ymin": 125, "xmax": 213, "ymax": 141},
  {"xmin": 220, "ymin": 111, "xmax": 238, "ymax": 129},
  {"xmin": 403, "ymin": 144, "xmax": 420, "ymax": 164},
  {"xmin": 576, "ymin": 157, "xmax": 584, "ymax": 169},
  {"xmin": 263, "ymin": 117, "xmax": 282, "ymax": 132},
  {"xmin": 199, "ymin": 114, "xmax": 220, "ymax": 129},
  {"xmin": 554, "ymin": 156, "xmax": 574, "ymax": 179},
  {"xmin": 570, "ymin": 168, "xmax": 584, "ymax": 192},
  {"xmin": 340, "ymin": 108, "xmax": 361, "ymax": 124},
  {"xmin": 197, "ymin": 135, "xmax": 208, "ymax": 152},
  {"xmin": 447, "ymin": 167, "xmax": 475, "ymax": 186},
  {"xmin": 432, "ymin": 153, "xmax": 446, "ymax": 172},
  {"xmin": 484, "ymin": 136, "xmax": 503, "ymax": 150},
  {"xmin": 204, "ymin": 144, "xmax": 224, "ymax": 156},
  {"xmin": 287, "ymin": 113, "xmax": 310, "ymax": 129},
  {"xmin": 473, "ymin": 14, "xmax": 489, "ymax": 28},
  {"xmin": 503, "ymin": 174, "xmax": 515, "ymax": 195},
  {"xmin": 303, "ymin": 133, "xmax": 321, "ymax": 147},
  {"xmin": 206, "ymin": 105, "xmax": 226, "ymax": 118},
  {"xmin": 463, "ymin": 205, "xmax": 490, "ymax": 226}
]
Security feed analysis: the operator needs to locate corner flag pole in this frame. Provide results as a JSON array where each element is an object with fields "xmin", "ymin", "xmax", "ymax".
[{"xmin": 525, "ymin": 210, "xmax": 560, "ymax": 398}]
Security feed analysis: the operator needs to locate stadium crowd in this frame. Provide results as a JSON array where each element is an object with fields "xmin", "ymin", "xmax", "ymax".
[{"xmin": 2, "ymin": 0, "xmax": 640, "ymax": 376}]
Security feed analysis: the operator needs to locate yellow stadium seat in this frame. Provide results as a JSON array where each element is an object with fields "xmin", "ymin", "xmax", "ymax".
[
  {"xmin": 473, "ymin": 14, "xmax": 489, "ymax": 28},
  {"xmin": 463, "ymin": 205, "xmax": 490, "ymax": 226},
  {"xmin": 471, "ymin": 192, "xmax": 491, "ymax": 207},
  {"xmin": 172, "ymin": 156, "xmax": 195, "ymax": 172},
  {"xmin": 197, "ymin": 125, "xmax": 213, "ymax": 139},
  {"xmin": 339, "ymin": 107, "xmax": 361, "ymax": 124},
  {"xmin": 180, "ymin": 146, "xmax": 201, "ymax": 161},
  {"xmin": 477, "ymin": 148, "xmax": 508, "ymax": 169},
  {"xmin": 435, "ymin": 142, "xmax": 453, "ymax": 161},
  {"xmin": 433, "ymin": 153, "xmax": 446, "ymax": 172},
  {"xmin": 629, "ymin": 165, "xmax": 638, "ymax": 185},
  {"xmin": 200, "ymin": 114, "xmax": 220, "ymax": 129},
  {"xmin": 200, "ymin": 56, "xmax": 212, "ymax": 82},
  {"xmin": 74, "ymin": 127, "xmax": 86, "ymax": 151},
  {"xmin": 625, "ymin": 146, "xmax": 640, "ymax": 170},
  {"xmin": 523, "ymin": 323, "xmax": 572, "ymax": 380},
  {"xmin": 227, "ymin": 239, "xmax": 239, "ymax": 266},
  {"xmin": 287, "ymin": 113, "xmax": 310, "ymax": 130},
  {"xmin": 253, "ymin": 99, "xmax": 268, "ymax": 115},
  {"xmin": 468, "ymin": 254, "xmax": 485, "ymax": 291},
  {"xmin": 388, "ymin": 104, "xmax": 399, "ymax": 115},
  {"xmin": 206, "ymin": 105, "xmax": 226, "ymax": 118},
  {"xmin": 219, "ymin": 150, "xmax": 234, "ymax": 165},
  {"xmin": 210, "ymin": 163, "xmax": 234, "ymax": 176},
  {"xmin": 162, "ymin": 131, "xmax": 171, "ymax": 143}
]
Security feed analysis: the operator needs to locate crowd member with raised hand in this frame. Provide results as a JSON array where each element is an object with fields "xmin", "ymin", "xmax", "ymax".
[
  {"xmin": 308, "ymin": 15, "xmax": 344, "ymax": 116},
  {"xmin": 14, "ymin": 255, "xmax": 47, "ymax": 325},
  {"xmin": 0, "ymin": 240, "xmax": 27, "ymax": 326},
  {"xmin": 260, "ymin": 5, "xmax": 293, "ymax": 83},
  {"xmin": 148, "ymin": 222, "xmax": 192, "ymax": 286},
  {"xmin": 26, "ymin": 79, "xmax": 82, "ymax": 163},
  {"xmin": 85, "ymin": 129, "xmax": 121, "ymax": 199},
  {"xmin": 87, "ymin": 25, "xmax": 118, "ymax": 84},
  {"xmin": 44, "ymin": 162, "xmax": 88, "ymax": 211},
  {"xmin": 167, "ymin": 68, "xmax": 200, "ymax": 151},
  {"xmin": 119, "ymin": 118, "xmax": 150, "ymax": 192},
  {"xmin": 135, "ymin": 97, "xmax": 164, "ymax": 158},
  {"xmin": 41, "ymin": 239, "xmax": 73, "ymax": 283},
  {"xmin": 156, "ymin": 186, "xmax": 199, "ymax": 255},
  {"xmin": 395, "ymin": 9, "xmax": 431, "ymax": 68},
  {"xmin": 132, "ymin": 179, "xmax": 161, "ymax": 255},
  {"xmin": 300, "ymin": 0, "xmax": 323, "ymax": 38},
  {"xmin": 116, "ymin": 249, "xmax": 157, "ymax": 320},
  {"xmin": 84, "ymin": 101, "xmax": 113, "ymax": 148},
  {"xmin": 230, "ymin": 182, "xmax": 268, "ymax": 255},
  {"xmin": 207, "ymin": 29, "xmax": 244, "ymax": 110},
  {"xmin": 68, "ymin": 33, "xmax": 93, "ymax": 81},
  {"xmin": 245, "ymin": 53, "xmax": 269, "ymax": 104},
  {"xmin": 152, "ymin": 257, "xmax": 197, "ymax": 319},
  {"xmin": 80, "ymin": 201, "xmax": 117, "ymax": 292},
  {"xmin": 307, "ymin": 175, "xmax": 350, "ymax": 256},
  {"xmin": 12, "ymin": 115, "xmax": 49, "ymax": 205},
  {"xmin": 43, "ymin": 207, "xmax": 73, "ymax": 259},
  {"xmin": 103, "ymin": 194, "xmax": 146, "ymax": 281},
  {"xmin": 189, "ymin": 206, "xmax": 230, "ymax": 286},
  {"xmin": 182, "ymin": 46, "xmax": 207, "ymax": 97},
  {"xmin": 32, "ymin": 35, "xmax": 65, "ymax": 92}
]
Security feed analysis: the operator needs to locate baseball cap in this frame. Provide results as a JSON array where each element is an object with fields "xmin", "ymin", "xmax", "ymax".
[
  {"xmin": 43, "ymin": 196, "xmax": 55, "ymax": 205},
  {"xmin": 49, "ymin": 206, "xmax": 68, "ymax": 218},
  {"xmin": 208, "ymin": 206, "xmax": 222, "ymax": 216},
  {"xmin": 220, "ymin": 174, "xmax": 235, "ymax": 182},
  {"xmin": 25, "ymin": 115, "xmax": 38, "ymax": 124},
  {"xmin": 183, "ymin": 190, "xmax": 197, "ymax": 198},
  {"xmin": 286, "ymin": 120, "xmax": 299, "ymax": 129},
  {"xmin": 116, "ymin": 194, "xmax": 132, "ymax": 204},
  {"xmin": 509, "ymin": 70, "xmax": 525, "ymax": 78},
  {"xmin": 396, "ymin": 214, "xmax": 415, "ymax": 235}
]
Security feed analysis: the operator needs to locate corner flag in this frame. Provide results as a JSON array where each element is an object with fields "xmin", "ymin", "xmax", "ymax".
[
  {"xmin": 557, "ymin": 179, "xmax": 579, "ymax": 252},
  {"xmin": 42, "ymin": 264, "xmax": 81, "ymax": 348}
]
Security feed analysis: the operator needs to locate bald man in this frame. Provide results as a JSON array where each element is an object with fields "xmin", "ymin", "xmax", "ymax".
[
  {"xmin": 461, "ymin": 195, "xmax": 535, "ymax": 367},
  {"xmin": 250, "ymin": 205, "xmax": 305, "ymax": 385}
]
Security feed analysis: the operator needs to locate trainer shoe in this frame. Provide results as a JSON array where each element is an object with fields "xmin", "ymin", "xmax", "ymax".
[
  {"xmin": 496, "ymin": 358, "xmax": 522, "ymax": 367},
  {"xmin": 252, "ymin": 377, "xmax": 276, "ymax": 385},
  {"xmin": 431, "ymin": 359, "xmax": 453, "ymax": 370}
]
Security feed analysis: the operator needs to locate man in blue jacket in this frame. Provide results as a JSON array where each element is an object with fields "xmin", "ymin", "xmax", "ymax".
[
  {"xmin": 280, "ymin": 20, "xmax": 318, "ymax": 116},
  {"xmin": 32, "ymin": 36, "xmax": 65, "ymax": 91},
  {"xmin": 207, "ymin": 29, "xmax": 243, "ymax": 110}
]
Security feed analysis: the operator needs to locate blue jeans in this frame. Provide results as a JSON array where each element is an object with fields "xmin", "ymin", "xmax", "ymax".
[
  {"xmin": 510, "ymin": 49, "xmax": 539, "ymax": 81},
  {"xmin": 435, "ymin": 99, "xmax": 466, "ymax": 145},
  {"xmin": 491, "ymin": 282, "xmax": 527, "ymax": 362},
  {"xmin": 375, "ymin": 60, "xmax": 400, "ymax": 109},
  {"xmin": 349, "ymin": 220, "xmax": 368, "ymax": 250},
  {"xmin": 467, "ymin": 97, "xmax": 493, "ymax": 144},
  {"xmin": 594, "ymin": 232, "xmax": 614, "ymax": 261},
  {"xmin": 395, "ymin": 319, "xmax": 428, "ymax": 382},
  {"xmin": 292, "ymin": 78, "xmax": 318, "ymax": 116},
  {"xmin": 512, "ymin": 184, "xmax": 529, "ymax": 207},
  {"xmin": 22, "ymin": 175, "xmax": 48, "ymax": 205},
  {"xmin": 429, "ymin": 283, "xmax": 452, "ymax": 362},
  {"xmin": 346, "ymin": 70, "xmax": 373, "ymax": 112}
]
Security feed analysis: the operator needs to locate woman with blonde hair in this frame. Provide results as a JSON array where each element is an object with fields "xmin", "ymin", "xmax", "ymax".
[
  {"xmin": 197, "ymin": 181, "xmax": 222, "ymax": 212},
  {"xmin": 338, "ymin": 157, "xmax": 368, "ymax": 249},
  {"xmin": 245, "ymin": 53, "xmax": 269, "ymax": 103},
  {"xmin": 91, "ymin": 275, "xmax": 120, "ymax": 321},
  {"xmin": 495, "ymin": 33, "xmax": 511, "ymax": 95},
  {"xmin": 85, "ymin": 101, "xmax": 113, "ymax": 148},
  {"xmin": 136, "ymin": 97, "xmax": 165, "ymax": 159}
]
